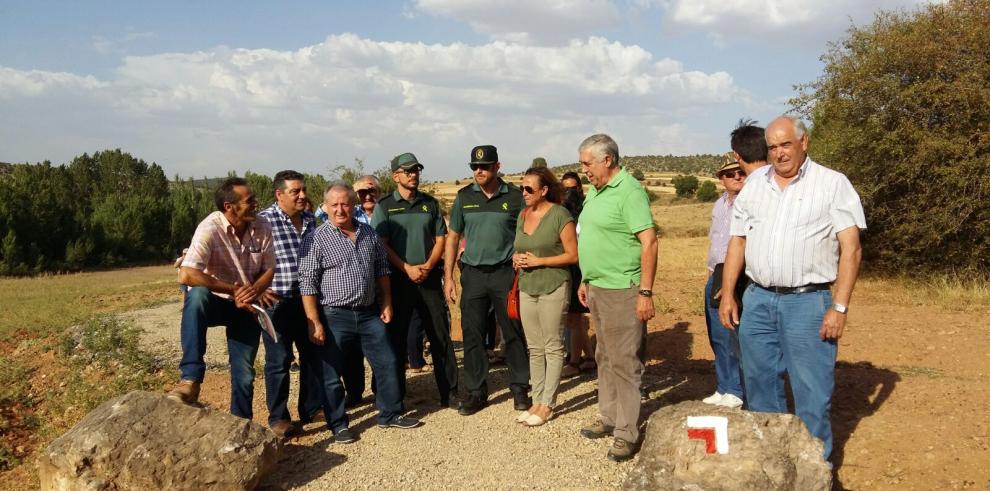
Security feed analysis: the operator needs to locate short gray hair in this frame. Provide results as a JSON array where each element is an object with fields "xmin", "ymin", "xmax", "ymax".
[
  {"xmin": 324, "ymin": 181, "xmax": 359, "ymax": 205},
  {"xmin": 774, "ymin": 115, "xmax": 809, "ymax": 139},
  {"xmin": 579, "ymin": 134, "xmax": 620, "ymax": 168},
  {"xmin": 355, "ymin": 175, "xmax": 381, "ymax": 192}
]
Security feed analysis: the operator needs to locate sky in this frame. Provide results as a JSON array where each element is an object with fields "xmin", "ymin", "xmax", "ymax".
[{"xmin": 0, "ymin": 0, "xmax": 937, "ymax": 179}]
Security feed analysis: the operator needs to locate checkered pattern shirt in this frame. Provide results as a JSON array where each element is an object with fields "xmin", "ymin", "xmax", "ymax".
[
  {"xmin": 298, "ymin": 219, "xmax": 391, "ymax": 307},
  {"xmin": 180, "ymin": 211, "xmax": 275, "ymax": 296},
  {"xmin": 257, "ymin": 204, "xmax": 316, "ymax": 298}
]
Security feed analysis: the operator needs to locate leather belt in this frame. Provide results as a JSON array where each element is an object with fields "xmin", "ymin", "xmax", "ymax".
[
  {"xmin": 463, "ymin": 262, "xmax": 511, "ymax": 273},
  {"xmin": 754, "ymin": 282, "xmax": 832, "ymax": 294}
]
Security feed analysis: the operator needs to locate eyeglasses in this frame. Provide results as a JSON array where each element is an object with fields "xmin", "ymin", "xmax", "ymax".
[
  {"xmin": 521, "ymin": 185, "xmax": 541, "ymax": 194},
  {"xmin": 470, "ymin": 163, "xmax": 494, "ymax": 172},
  {"xmin": 397, "ymin": 168, "xmax": 421, "ymax": 175},
  {"xmin": 719, "ymin": 170, "xmax": 746, "ymax": 179}
]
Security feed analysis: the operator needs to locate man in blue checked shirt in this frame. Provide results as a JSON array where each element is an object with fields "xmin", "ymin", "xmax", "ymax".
[
  {"xmin": 256, "ymin": 170, "xmax": 323, "ymax": 438},
  {"xmin": 299, "ymin": 182, "xmax": 422, "ymax": 444}
]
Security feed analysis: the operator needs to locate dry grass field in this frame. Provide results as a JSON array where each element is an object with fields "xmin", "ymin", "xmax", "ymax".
[{"xmin": 0, "ymin": 188, "xmax": 988, "ymax": 489}]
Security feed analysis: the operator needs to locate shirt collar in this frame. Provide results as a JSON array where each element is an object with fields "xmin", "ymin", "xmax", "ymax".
[
  {"xmin": 266, "ymin": 203, "xmax": 315, "ymax": 230},
  {"xmin": 591, "ymin": 167, "xmax": 628, "ymax": 195},
  {"xmin": 471, "ymin": 179, "xmax": 509, "ymax": 197},
  {"xmin": 765, "ymin": 156, "xmax": 813, "ymax": 184},
  {"xmin": 393, "ymin": 189, "xmax": 420, "ymax": 204}
]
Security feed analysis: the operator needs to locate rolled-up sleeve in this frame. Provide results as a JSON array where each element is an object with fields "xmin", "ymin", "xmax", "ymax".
[
  {"xmin": 298, "ymin": 232, "xmax": 321, "ymax": 296},
  {"xmin": 829, "ymin": 176, "xmax": 867, "ymax": 234},
  {"xmin": 180, "ymin": 219, "xmax": 213, "ymax": 271}
]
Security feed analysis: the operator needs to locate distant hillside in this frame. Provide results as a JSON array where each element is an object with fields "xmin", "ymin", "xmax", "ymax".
[
  {"xmin": 0, "ymin": 162, "xmax": 12, "ymax": 176},
  {"xmin": 551, "ymin": 154, "xmax": 722, "ymax": 176}
]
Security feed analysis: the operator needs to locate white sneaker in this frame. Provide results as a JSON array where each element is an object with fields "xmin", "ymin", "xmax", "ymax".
[
  {"xmin": 702, "ymin": 392, "xmax": 723, "ymax": 404},
  {"xmin": 716, "ymin": 394, "xmax": 744, "ymax": 409}
]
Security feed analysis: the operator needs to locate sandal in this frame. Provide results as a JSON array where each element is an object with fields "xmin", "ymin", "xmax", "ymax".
[{"xmin": 524, "ymin": 408, "xmax": 554, "ymax": 427}]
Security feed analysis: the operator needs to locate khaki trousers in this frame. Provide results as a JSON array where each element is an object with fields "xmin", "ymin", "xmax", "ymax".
[
  {"xmin": 519, "ymin": 281, "xmax": 569, "ymax": 406},
  {"xmin": 588, "ymin": 284, "xmax": 644, "ymax": 443}
]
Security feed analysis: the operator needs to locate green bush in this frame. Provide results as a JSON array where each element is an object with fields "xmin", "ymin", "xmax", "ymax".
[
  {"xmin": 632, "ymin": 168, "xmax": 646, "ymax": 180},
  {"xmin": 794, "ymin": 0, "xmax": 990, "ymax": 275},
  {"xmin": 671, "ymin": 175, "xmax": 699, "ymax": 198},
  {"xmin": 696, "ymin": 181, "xmax": 720, "ymax": 202}
]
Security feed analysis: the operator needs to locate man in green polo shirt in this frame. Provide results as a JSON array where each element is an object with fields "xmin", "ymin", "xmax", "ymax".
[
  {"xmin": 575, "ymin": 133, "xmax": 658, "ymax": 462},
  {"xmin": 444, "ymin": 144, "xmax": 531, "ymax": 416},
  {"xmin": 373, "ymin": 152, "xmax": 459, "ymax": 408}
]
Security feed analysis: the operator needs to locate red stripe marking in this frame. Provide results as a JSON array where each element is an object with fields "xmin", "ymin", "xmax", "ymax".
[{"xmin": 687, "ymin": 428, "xmax": 717, "ymax": 454}]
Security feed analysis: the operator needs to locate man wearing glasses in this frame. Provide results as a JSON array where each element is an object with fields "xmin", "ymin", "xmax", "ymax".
[
  {"xmin": 701, "ymin": 154, "xmax": 748, "ymax": 410},
  {"xmin": 373, "ymin": 153, "xmax": 459, "ymax": 408},
  {"xmin": 444, "ymin": 145, "xmax": 531, "ymax": 416}
]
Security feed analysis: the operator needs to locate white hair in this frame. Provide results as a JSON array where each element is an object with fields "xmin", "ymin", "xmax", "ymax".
[
  {"xmin": 324, "ymin": 181, "xmax": 358, "ymax": 205},
  {"xmin": 773, "ymin": 115, "xmax": 808, "ymax": 139},
  {"xmin": 578, "ymin": 133, "xmax": 620, "ymax": 168}
]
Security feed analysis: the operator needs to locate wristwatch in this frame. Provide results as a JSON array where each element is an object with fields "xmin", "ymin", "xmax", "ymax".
[
  {"xmin": 831, "ymin": 303, "xmax": 848, "ymax": 314},
  {"xmin": 638, "ymin": 289, "xmax": 653, "ymax": 297}
]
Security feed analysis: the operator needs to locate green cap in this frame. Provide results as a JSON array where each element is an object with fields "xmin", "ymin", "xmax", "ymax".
[
  {"xmin": 391, "ymin": 152, "xmax": 424, "ymax": 172},
  {"xmin": 531, "ymin": 157, "xmax": 547, "ymax": 168}
]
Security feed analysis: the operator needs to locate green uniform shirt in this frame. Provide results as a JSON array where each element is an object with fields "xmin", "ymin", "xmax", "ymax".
[
  {"xmin": 513, "ymin": 204, "xmax": 573, "ymax": 295},
  {"xmin": 449, "ymin": 180, "xmax": 523, "ymax": 266},
  {"xmin": 578, "ymin": 168, "xmax": 655, "ymax": 289},
  {"xmin": 372, "ymin": 190, "xmax": 447, "ymax": 265}
]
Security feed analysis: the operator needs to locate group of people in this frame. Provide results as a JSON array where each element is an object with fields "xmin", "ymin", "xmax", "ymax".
[
  {"xmin": 167, "ymin": 115, "xmax": 864, "ymax": 464},
  {"xmin": 702, "ymin": 116, "xmax": 866, "ymax": 461}
]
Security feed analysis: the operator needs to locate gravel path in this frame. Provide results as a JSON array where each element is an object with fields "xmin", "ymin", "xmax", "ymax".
[{"xmin": 122, "ymin": 302, "xmax": 641, "ymax": 490}]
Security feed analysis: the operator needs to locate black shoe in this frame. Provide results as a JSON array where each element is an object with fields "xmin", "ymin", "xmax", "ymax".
[
  {"xmin": 512, "ymin": 392, "xmax": 532, "ymax": 411},
  {"xmin": 378, "ymin": 415, "xmax": 423, "ymax": 429},
  {"xmin": 333, "ymin": 428, "xmax": 358, "ymax": 444},
  {"xmin": 457, "ymin": 395, "xmax": 488, "ymax": 416},
  {"xmin": 440, "ymin": 392, "xmax": 459, "ymax": 409}
]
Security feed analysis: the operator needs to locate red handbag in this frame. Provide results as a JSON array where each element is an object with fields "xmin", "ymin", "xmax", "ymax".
[{"xmin": 507, "ymin": 271, "xmax": 521, "ymax": 320}]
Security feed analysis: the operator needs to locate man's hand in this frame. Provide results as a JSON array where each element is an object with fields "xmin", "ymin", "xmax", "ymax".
[
  {"xmin": 636, "ymin": 295, "xmax": 655, "ymax": 322},
  {"xmin": 233, "ymin": 283, "xmax": 257, "ymax": 310},
  {"xmin": 404, "ymin": 263, "xmax": 426, "ymax": 283},
  {"xmin": 308, "ymin": 319, "xmax": 326, "ymax": 346},
  {"xmin": 380, "ymin": 303, "xmax": 393, "ymax": 324},
  {"xmin": 819, "ymin": 309, "xmax": 846, "ymax": 340},
  {"xmin": 257, "ymin": 290, "xmax": 280, "ymax": 309},
  {"xmin": 414, "ymin": 265, "xmax": 432, "ymax": 284},
  {"xmin": 577, "ymin": 283, "xmax": 589, "ymax": 307},
  {"xmin": 718, "ymin": 295, "xmax": 740, "ymax": 331},
  {"xmin": 445, "ymin": 278, "xmax": 458, "ymax": 304}
]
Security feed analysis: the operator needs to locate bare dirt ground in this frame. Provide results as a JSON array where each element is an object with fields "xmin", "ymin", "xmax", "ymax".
[{"xmin": 123, "ymin": 235, "xmax": 990, "ymax": 490}]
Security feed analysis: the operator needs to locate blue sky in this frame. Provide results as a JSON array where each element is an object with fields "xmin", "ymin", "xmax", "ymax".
[{"xmin": 0, "ymin": 0, "xmax": 935, "ymax": 179}]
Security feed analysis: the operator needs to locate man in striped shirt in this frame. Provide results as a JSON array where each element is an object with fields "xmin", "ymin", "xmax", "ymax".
[
  {"xmin": 256, "ymin": 170, "xmax": 322, "ymax": 438},
  {"xmin": 719, "ymin": 116, "xmax": 866, "ymax": 460},
  {"xmin": 299, "ymin": 183, "xmax": 422, "ymax": 444}
]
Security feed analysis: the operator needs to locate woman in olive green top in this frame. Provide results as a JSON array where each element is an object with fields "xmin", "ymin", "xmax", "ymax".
[{"xmin": 511, "ymin": 167, "xmax": 578, "ymax": 426}]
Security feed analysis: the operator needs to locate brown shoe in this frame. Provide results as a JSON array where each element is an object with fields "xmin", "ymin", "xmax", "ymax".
[
  {"xmin": 270, "ymin": 420, "xmax": 297, "ymax": 438},
  {"xmin": 561, "ymin": 363, "xmax": 580, "ymax": 379},
  {"xmin": 607, "ymin": 437, "xmax": 637, "ymax": 462},
  {"xmin": 167, "ymin": 379, "xmax": 200, "ymax": 405},
  {"xmin": 580, "ymin": 420, "xmax": 614, "ymax": 440}
]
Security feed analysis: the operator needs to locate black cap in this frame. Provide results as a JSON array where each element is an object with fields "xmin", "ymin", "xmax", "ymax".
[{"xmin": 469, "ymin": 145, "xmax": 498, "ymax": 165}]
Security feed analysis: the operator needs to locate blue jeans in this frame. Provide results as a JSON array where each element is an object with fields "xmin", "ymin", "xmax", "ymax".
[
  {"xmin": 704, "ymin": 276, "xmax": 745, "ymax": 399},
  {"xmin": 179, "ymin": 286, "xmax": 260, "ymax": 419},
  {"xmin": 315, "ymin": 306, "xmax": 403, "ymax": 428},
  {"xmin": 738, "ymin": 284, "xmax": 837, "ymax": 459},
  {"xmin": 262, "ymin": 296, "xmax": 323, "ymax": 426}
]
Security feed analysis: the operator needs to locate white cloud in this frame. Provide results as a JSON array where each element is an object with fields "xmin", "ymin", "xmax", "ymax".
[
  {"xmin": 414, "ymin": 0, "xmax": 623, "ymax": 44},
  {"xmin": 663, "ymin": 0, "xmax": 942, "ymax": 46},
  {"xmin": 0, "ymin": 34, "xmax": 745, "ymax": 177}
]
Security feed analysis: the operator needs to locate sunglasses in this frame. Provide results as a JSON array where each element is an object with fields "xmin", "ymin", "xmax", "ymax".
[
  {"xmin": 719, "ymin": 170, "xmax": 746, "ymax": 179},
  {"xmin": 357, "ymin": 188, "xmax": 377, "ymax": 197},
  {"xmin": 521, "ymin": 185, "xmax": 543, "ymax": 194},
  {"xmin": 470, "ymin": 163, "xmax": 494, "ymax": 172}
]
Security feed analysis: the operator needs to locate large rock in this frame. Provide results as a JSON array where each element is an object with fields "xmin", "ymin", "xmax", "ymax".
[
  {"xmin": 624, "ymin": 401, "xmax": 831, "ymax": 490},
  {"xmin": 38, "ymin": 390, "xmax": 280, "ymax": 490}
]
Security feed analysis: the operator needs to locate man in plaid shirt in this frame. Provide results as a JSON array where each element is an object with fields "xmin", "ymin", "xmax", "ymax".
[
  {"xmin": 256, "ymin": 170, "xmax": 323, "ymax": 438},
  {"xmin": 299, "ymin": 182, "xmax": 422, "ymax": 444},
  {"xmin": 168, "ymin": 177, "xmax": 275, "ymax": 420}
]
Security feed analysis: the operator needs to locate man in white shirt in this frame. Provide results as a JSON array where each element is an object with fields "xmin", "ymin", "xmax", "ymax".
[{"xmin": 718, "ymin": 116, "xmax": 866, "ymax": 460}]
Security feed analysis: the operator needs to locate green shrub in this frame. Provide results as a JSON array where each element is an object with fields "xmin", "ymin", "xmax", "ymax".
[
  {"xmin": 696, "ymin": 181, "xmax": 720, "ymax": 202},
  {"xmin": 671, "ymin": 175, "xmax": 699, "ymax": 198}
]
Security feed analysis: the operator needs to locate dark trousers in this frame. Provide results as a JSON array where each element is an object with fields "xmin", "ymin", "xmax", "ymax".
[
  {"xmin": 388, "ymin": 271, "xmax": 459, "ymax": 401},
  {"xmin": 341, "ymin": 340, "xmax": 366, "ymax": 402},
  {"xmin": 262, "ymin": 296, "xmax": 323, "ymax": 426},
  {"xmin": 407, "ymin": 311, "xmax": 426, "ymax": 368},
  {"xmin": 459, "ymin": 263, "xmax": 529, "ymax": 398},
  {"xmin": 179, "ymin": 286, "xmax": 260, "ymax": 419},
  {"xmin": 314, "ymin": 306, "xmax": 403, "ymax": 429}
]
